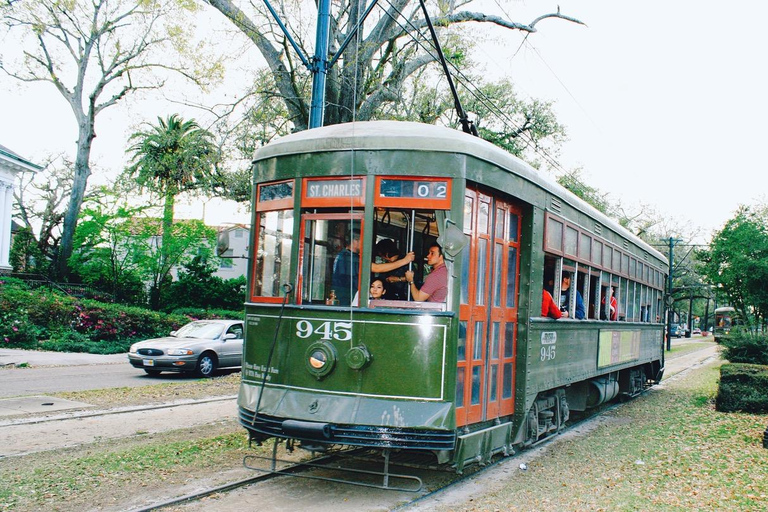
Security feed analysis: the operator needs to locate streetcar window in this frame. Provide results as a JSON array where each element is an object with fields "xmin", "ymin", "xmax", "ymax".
[
  {"xmin": 546, "ymin": 218, "xmax": 563, "ymax": 252},
  {"xmin": 493, "ymin": 243, "xmax": 503, "ymax": 307},
  {"xmin": 506, "ymin": 246, "xmax": 518, "ymax": 308},
  {"xmin": 509, "ymin": 213, "xmax": 519, "ymax": 242},
  {"xmin": 476, "ymin": 239, "xmax": 488, "ymax": 306},
  {"xmin": 251, "ymin": 209, "xmax": 294, "ymax": 299},
  {"xmin": 300, "ymin": 215, "xmax": 362, "ymax": 306},
  {"xmin": 565, "ymin": 226, "xmax": 578, "ymax": 257},
  {"xmin": 579, "ymin": 233, "xmax": 592, "ymax": 261},
  {"xmin": 460, "ymin": 234, "xmax": 470, "ymax": 305},
  {"xmin": 370, "ymin": 208, "xmax": 443, "ymax": 308}
]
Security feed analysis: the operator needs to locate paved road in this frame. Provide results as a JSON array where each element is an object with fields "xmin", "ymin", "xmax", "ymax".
[{"xmin": 0, "ymin": 348, "xmax": 203, "ymax": 398}]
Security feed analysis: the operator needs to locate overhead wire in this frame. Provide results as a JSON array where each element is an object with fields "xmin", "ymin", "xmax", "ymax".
[{"xmin": 375, "ymin": 0, "xmax": 571, "ymax": 176}]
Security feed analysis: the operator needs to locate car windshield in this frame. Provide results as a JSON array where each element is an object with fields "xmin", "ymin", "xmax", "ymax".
[{"xmin": 173, "ymin": 322, "xmax": 225, "ymax": 339}]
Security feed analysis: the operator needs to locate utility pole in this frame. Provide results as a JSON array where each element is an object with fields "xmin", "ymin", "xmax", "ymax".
[
  {"xmin": 666, "ymin": 237, "xmax": 679, "ymax": 351},
  {"xmin": 308, "ymin": 0, "xmax": 331, "ymax": 128}
]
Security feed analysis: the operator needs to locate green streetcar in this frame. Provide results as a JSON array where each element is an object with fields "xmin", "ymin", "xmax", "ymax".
[{"xmin": 238, "ymin": 121, "xmax": 666, "ymax": 473}]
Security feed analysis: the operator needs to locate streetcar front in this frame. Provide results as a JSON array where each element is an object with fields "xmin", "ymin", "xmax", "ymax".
[{"xmin": 238, "ymin": 135, "xmax": 463, "ymax": 456}]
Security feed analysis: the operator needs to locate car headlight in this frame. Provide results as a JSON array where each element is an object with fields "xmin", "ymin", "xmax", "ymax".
[
  {"xmin": 129, "ymin": 344, "xmax": 138, "ymax": 354},
  {"xmin": 167, "ymin": 348, "xmax": 194, "ymax": 356}
]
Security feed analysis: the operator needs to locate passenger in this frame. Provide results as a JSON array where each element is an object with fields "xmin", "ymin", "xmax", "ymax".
[
  {"xmin": 542, "ymin": 289, "xmax": 567, "ymax": 319},
  {"xmin": 601, "ymin": 287, "xmax": 618, "ymax": 321},
  {"xmin": 404, "ymin": 243, "xmax": 447, "ymax": 302},
  {"xmin": 560, "ymin": 272, "xmax": 585, "ymax": 319},
  {"xmin": 331, "ymin": 230, "xmax": 360, "ymax": 306},
  {"xmin": 372, "ymin": 239, "xmax": 414, "ymax": 300},
  {"xmin": 369, "ymin": 278, "xmax": 387, "ymax": 300}
]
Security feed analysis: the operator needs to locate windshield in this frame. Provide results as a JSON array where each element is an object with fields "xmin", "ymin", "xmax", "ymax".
[{"xmin": 174, "ymin": 322, "xmax": 225, "ymax": 339}]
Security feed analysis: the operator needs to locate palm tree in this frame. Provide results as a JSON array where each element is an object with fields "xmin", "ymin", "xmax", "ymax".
[{"xmin": 126, "ymin": 114, "xmax": 219, "ymax": 308}]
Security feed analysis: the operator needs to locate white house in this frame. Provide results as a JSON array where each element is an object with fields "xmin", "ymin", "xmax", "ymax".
[
  {"xmin": 0, "ymin": 145, "xmax": 42, "ymax": 274},
  {"xmin": 215, "ymin": 224, "xmax": 249, "ymax": 280}
]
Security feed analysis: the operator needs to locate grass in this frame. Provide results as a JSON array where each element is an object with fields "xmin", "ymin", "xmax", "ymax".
[
  {"xmin": 666, "ymin": 339, "xmax": 715, "ymax": 358},
  {"xmin": 449, "ymin": 361, "xmax": 768, "ymax": 511},
  {"xmin": 49, "ymin": 371, "xmax": 240, "ymax": 410},
  {"xmin": 0, "ymin": 422, "xmax": 259, "ymax": 511}
]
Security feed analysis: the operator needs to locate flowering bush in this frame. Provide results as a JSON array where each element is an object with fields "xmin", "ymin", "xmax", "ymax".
[
  {"xmin": 0, "ymin": 279, "xmax": 206, "ymax": 353},
  {"xmin": 0, "ymin": 311, "xmax": 45, "ymax": 348}
]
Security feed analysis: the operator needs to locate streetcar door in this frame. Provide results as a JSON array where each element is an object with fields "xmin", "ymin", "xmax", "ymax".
[{"xmin": 457, "ymin": 189, "xmax": 521, "ymax": 425}]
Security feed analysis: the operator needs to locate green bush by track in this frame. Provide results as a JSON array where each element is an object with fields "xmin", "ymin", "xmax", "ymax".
[{"xmin": 716, "ymin": 363, "xmax": 768, "ymax": 413}]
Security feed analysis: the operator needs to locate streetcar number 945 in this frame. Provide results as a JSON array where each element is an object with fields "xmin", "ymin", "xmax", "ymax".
[{"xmin": 296, "ymin": 320, "xmax": 353, "ymax": 341}]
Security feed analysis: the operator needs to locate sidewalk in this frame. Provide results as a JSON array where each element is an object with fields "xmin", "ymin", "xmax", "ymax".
[{"xmin": 0, "ymin": 348, "xmax": 125, "ymax": 367}]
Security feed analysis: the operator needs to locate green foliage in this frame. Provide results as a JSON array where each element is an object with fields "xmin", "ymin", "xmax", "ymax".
[
  {"xmin": 0, "ymin": 279, "xmax": 188, "ymax": 352},
  {"xmin": 69, "ymin": 188, "xmax": 149, "ymax": 304},
  {"xmin": 721, "ymin": 333, "xmax": 768, "ymax": 365},
  {"xmin": 125, "ymin": 115, "xmax": 220, "ymax": 308},
  {"xmin": 557, "ymin": 168, "xmax": 612, "ymax": 215},
  {"xmin": 0, "ymin": 310, "xmax": 45, "ymax": 348},
  {"xmin": 716, "ymin": 363, "xmax": 768, "ymax": 413},
  {"xmin": 126, "ymin": 114, "xmax": 219, "ymax": 197},
  {"xmin": 169, "ymin": 308, "xmax": 244, "ymax": 320},
  {"xmin": 698, "ymin": 205, "xmax": 768, "ymax": 327},
  {"xmin": 10, "ymin": 226, "xmax": 49, "ymax": 274},
  {"xmin": 161, "ymin": 256, "xmax": 246, "ymax": 312},
  {"xmin": 43, "ymin": 329, "xmax": 136, "ymax": 355}
]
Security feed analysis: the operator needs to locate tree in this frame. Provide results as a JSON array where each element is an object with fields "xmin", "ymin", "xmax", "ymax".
[
  {"xmin": 125, "ymin": 114, "xmax": 219, "ymax": 305},
  {"xmin": 202, "ymin": 0, "xmax": 582, "ymax": 140},
  {"xmin": 13, "ymin": 156, "xmax": 77, "ymax": 270},
  {"xmin": 68, "ymin": 186, "xmax": 148, "ymax": 304},
  {"xmin": 132, "ymin": 218, "xmax": 217, "ymax": 310},
  {"xmin": 698, "ymin": 205, "xmax": 768, "ymax": 331},
  {"xmin": 1, "ymin": 0, "xmax": 221, "ymax": 279},
  {"xmin": 162, "ymin": 255, "xmax": 246, "ymax": 312}
]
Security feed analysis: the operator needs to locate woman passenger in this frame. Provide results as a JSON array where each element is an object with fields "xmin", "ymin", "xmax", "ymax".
[{"xmin": 369, "ymin": 278, "xmax": 387, "ymax": 300}]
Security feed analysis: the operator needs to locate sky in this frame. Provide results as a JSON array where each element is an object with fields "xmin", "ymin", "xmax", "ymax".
[{"xmin": 1, "ymin": 0, "xmax": 766, "ymax": 241}]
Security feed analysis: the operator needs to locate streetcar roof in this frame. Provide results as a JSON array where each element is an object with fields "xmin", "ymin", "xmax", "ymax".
[{"xmin": 254, "ymin": 121, "xmax": 666, "ymax": 263}]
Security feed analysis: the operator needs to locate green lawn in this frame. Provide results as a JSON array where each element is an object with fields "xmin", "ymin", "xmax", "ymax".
[{"xmin": 449, "ymin": 361, "xmax": 768, "ymax": 511}]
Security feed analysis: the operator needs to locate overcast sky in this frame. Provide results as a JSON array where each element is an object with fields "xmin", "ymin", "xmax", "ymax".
[{"xmin": 1, "ymin": 0, "xmax": 765, "ymax": 240}]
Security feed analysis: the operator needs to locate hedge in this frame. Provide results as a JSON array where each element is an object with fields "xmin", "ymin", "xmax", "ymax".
[
  {"xmin": 0, "ymin": 279, "xmax": 238, "ymax": 354},
  {"xmin": 715, "ymin": 363, "xmax": 768, "ymax": 413}
]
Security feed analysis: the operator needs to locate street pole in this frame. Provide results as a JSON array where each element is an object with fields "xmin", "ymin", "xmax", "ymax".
[
  {"xmin": 666, "ymin": 237, "xmax": 676, "ymax": 351},
  {"xmin": 308, "ymin": 0, "xmax": 331, "ymax": 129}
]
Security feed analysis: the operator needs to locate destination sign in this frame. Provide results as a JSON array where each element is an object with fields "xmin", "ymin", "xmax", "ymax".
[
  {"xmin": 305, "ymin": 179, "xmax": 363, "ymax": 199},
  {"xmin": 379, "ymin": 179, "xmax": 449, "ymax": 200}
]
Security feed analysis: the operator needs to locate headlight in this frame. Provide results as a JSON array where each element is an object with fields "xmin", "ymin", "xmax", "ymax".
[
  {"xmin": 167, "ymin": 348, "xmax": 194, "ymax": 356},
  {"xmin": 129, "ymin": 344, "xmax": 138, "ymax": 353}
]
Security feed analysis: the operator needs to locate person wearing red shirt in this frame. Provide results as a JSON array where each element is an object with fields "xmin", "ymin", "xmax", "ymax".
[{"xmin": 542, "ymin": 289, "xmax": 567, "ymax": 319}]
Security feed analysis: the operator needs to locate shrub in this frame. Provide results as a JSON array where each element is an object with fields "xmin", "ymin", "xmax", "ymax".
[
  {"xmin": 0, "ymin": 278, "xmax": 193, "ymax": 353},
  {"xmin": 715, "ymin": 363, "xmax": 768, "ymax": 413},
  {"xmin": 42, "ymin": 329, "xmax": 132, "ymax": 354},
  {"xmin": 0, "ymin": 311, "xmax": 46, "ymax": 348},
  {"xmin": 721, "ymin": 333, "xmax": 768, "ymax": 365},
  {"xmin": 169, "ymin": 308, "xmax": 244, "ymax": 320}
]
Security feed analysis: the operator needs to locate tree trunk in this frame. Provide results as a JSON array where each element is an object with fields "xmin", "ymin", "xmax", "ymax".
[{"xmin": 55, "ymin": 118, "xmax": 94, "ymax": 280}]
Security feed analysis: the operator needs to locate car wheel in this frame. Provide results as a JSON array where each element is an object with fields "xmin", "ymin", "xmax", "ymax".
[
  {"xmin": 144, "ymin": 369, "xmax": 162, "ymax": 376},
  {"xmin": 195, "ymin": 352, "xmax": 217, "ymax": 378}
]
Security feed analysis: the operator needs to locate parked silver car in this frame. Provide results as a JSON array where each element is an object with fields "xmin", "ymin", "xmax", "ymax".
[{"xmin": 128, "ymin": 319, "xmax": 244, "ymax": 377}]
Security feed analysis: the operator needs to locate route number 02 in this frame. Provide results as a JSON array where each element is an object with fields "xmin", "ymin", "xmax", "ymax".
[
  {"xmin": 416, "ymin": 182, "xmax": 447, "ymax": 198},
  {"xmin": 296, "ymin": 320, "xmax": 352, "ymax": 341}
]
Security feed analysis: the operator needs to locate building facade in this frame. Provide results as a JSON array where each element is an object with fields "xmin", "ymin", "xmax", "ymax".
[{"xmin": 0, "ymin": 145, "xmax": 42, "ymax": 274}]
